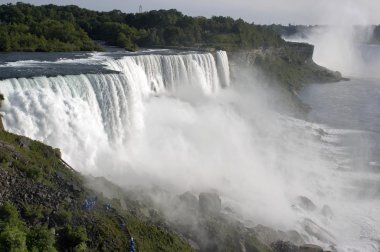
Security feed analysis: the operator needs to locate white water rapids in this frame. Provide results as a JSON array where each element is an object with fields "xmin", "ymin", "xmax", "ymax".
[{"xmin": 0, "ymin": 50, "xmax": 379, "ymax": 251}]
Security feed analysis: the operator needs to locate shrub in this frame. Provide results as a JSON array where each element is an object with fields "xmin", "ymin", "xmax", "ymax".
[
  {"xmin": 0, "ymin": 202, "xmax": 28, "ymax": 252},
  {"xmin": 0, "ymin": 202, "xmax": 21, "ymax": 226},
  {"xmin": 57, "ymin": 225, "xmax": 88, "ymax": 251},
  {"xmin": 27, "ymin": 225, "xmax": 56, "ymax": 252},
  {"xmin": 23, "ymin": 204, "xmax": 44, "ymax": 223},
  {"xmin": 53, "ymin": 208, "xmax": 72, "ymax": 225},
  {"xmin": 0, "ymin": 225, "xmax": 28, "ymax": 252}
]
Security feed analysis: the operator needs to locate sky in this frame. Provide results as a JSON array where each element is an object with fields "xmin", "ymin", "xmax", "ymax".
[{"xmin": 1, "ymin": 0, "xmax": 380, "ymax": 25}]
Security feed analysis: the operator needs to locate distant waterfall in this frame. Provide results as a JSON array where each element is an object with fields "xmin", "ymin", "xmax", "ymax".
[{"xmin": 0, "ymin": 51, "xmax": 230, "ymax": 171}]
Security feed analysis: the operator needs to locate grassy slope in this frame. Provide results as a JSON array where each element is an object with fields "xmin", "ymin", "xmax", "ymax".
[{"xmin": 0, "ymin": 130, "xmax": 193, "ymax": 251}]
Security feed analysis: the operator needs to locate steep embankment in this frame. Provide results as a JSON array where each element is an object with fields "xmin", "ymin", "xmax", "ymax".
[
  {"xmin": 0, "ymin": 130, "xmax": 194, "ymax": 251},
  {"xmin": 229, "ymin": 42, "xmax": 344, "ymax": 91},
  {"xmin": 0, "ymin": 129, "xmax": 275, "ymax": 252}
]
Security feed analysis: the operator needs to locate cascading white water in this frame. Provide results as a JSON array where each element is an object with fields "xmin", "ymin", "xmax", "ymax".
[
  {"xmin": 216, "ymin": 50, "xmax": 231, "ymax": 87},
  {"xmin": 105, "ymin": 52, "xmax": 223, "ymax": 95},
  {"xmin": 0, "ymin": 52, "xmax": 229, "ymax": 172}
]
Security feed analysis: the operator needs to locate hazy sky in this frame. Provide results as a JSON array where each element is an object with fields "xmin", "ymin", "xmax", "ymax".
[{"xmin": 1, "ymin": 0, "xmax": 379, "ymax": 25}]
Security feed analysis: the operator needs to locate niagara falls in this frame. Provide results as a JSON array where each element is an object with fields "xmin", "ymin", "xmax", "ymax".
[{"xmin": 0, "ymin": 1, "xmax": 380, "ymax": 252}]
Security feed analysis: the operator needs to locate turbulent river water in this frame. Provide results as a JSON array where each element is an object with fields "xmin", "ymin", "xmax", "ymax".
[{"xmin": 0, "ymin": 47, "xmax": 379, "ymax": 251}]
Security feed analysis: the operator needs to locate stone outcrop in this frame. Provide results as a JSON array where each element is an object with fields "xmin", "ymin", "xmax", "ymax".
[
  {"xmin": 198, "ymin": 192, "xmax": 222, "ymax": 215},
  {"xmin": 295, "ymin": 196, "xmax": 317, "ymax": 212},
  {"xmin": 0, "ymin": 131, "xmax": 194, "ymax": 252},
  {"xmin": 299, "ymin": 244, "xmax": 324, "ymax": 252},
  {"xmin": 271, "ymin": 241, "xmax": 299, "ymax": 252},
  {"xmin": 179, "ymin": 191, "xmax": 198, "ymax": 213},
  {"xmin": 254, "ymin": 224, "xmax": 305, "ymax": 246}
]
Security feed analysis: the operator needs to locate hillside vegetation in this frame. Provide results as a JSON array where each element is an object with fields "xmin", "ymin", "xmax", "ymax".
[
  {"xmin": 0, "ymin": 2, "xmax": 285, "ymax": 52},
  {"xmin": 0, "ymin": 130, "xmax": 194, "ymax": 251}
]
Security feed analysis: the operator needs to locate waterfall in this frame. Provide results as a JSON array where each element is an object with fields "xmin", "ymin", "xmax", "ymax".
[
  {"xmin": 216, "ymin": 50, "xmax": 231, "ymax": 87},
  {"xmin": 0, "ymin": 51, "xmax": 230, "ymax": 172},
  {"xmin": 1, "ymin": 50, "xmax": 378, "ymax": 251}
]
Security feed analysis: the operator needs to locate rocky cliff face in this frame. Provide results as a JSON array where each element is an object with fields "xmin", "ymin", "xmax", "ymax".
[
  {"xmin": 0, "ymin": 131, "xmax": 193, "ymax": 251},
  {"xmin": 228, "ymin": 42, "xmax": 344, "ymax": 91}
]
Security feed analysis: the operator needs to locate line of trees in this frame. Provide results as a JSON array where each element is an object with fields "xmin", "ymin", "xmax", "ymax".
[{"xmin": 0, "ymin": 2, "xmax": 285, "ymax": 52}]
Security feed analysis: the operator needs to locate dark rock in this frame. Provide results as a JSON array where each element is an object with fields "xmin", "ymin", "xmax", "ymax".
[
  {"xmin": 66, "ymin": 181, "xmax": 82, "ymax": 192},
  {"xmin": 324, "ymin": 245, "xmax": 338, "ymax": 252},
  {"xmin": 255, "ymin": 225, "xmax": 283, "ymax": 245},
  {"xmin": 179, "ymin": 192, "xmax": 198, "ymax": 211},
  {"xmin": 254, "ymin": 225, "xmax": 306, "ymax": 246},
  {"xmin": 56, "ymin": 171, "xmax": 65, "ymax": 180},
  {"xmin": 199, "ymin": 192, "xmax": 221, "ymax": 215},
  {"xmin": 53, "ymin": 148, "xmax": 62, "ymax": 158},
  {"xmin": 286, "ymin": 230, "xmax": 305, "ymax": 245},
  {"xmin": 17, "ymin": 137, "xmax": 31, "ymax": 149},
  {"xmin": 271, "ymin": 241, "xmax": 298, "ymax": 252},
  {"xmin": 299, "ymin": 244, "xmax": 323, "ymax": 252},
  {"xmin": 315, "ymin": 128, "xmax": 327, "ymax": 137},
  {"xmin": 295, "ymin": 196, "xmax": 317, "ymax": 212}
]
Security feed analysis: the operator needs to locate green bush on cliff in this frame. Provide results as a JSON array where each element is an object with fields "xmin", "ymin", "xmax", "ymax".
[
  {"xmin": 0, "ymin": 202, "xmax": 25, "ymax": 228},
  {"xmin": 57, "ymin": 225, "xmax": 88, "ymax": 251},
  {"xmin": 0, "ymin": 225, "xmax": 28, "ymax": 252},
  {"xmin": 0, "ymin": 202, "xmax": 56, "ymax": 252},
  {"xmin": 27, "ymin": 225, "xmax": 56, "ymax": 252}
]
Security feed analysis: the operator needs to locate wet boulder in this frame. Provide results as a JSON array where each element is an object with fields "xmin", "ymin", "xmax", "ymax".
[
  {"xmin": 254, "ymin": 225, "xmax": 305, "ymax": 246},
  {"xmin": 295, "ymin": 196, "xmax": 317, "ymax": 212},
  {"xmin": 179, "ymin": 191, "xmax": 198, "ymax": 212},
  {"xmin": 271, "ymin": 241, "xmax": 298, "ymax": 252},
  {"xmin": 17, "ymin": 137, "xmax": 31, "ymax": 149},
  {"xmin": 199, "ymin": 192, "xmax": 221, "ymax": 215},
  {"xmin": 299, "ymin": 244, "xmax": 323, "ymax": 252},
  {"xmin": 254, "ymin": 225, "xmax": 283, "ymax": 245},
  {"xmin": 286, "ymin": 230, "xmax": 305, "ymax": 245}
]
